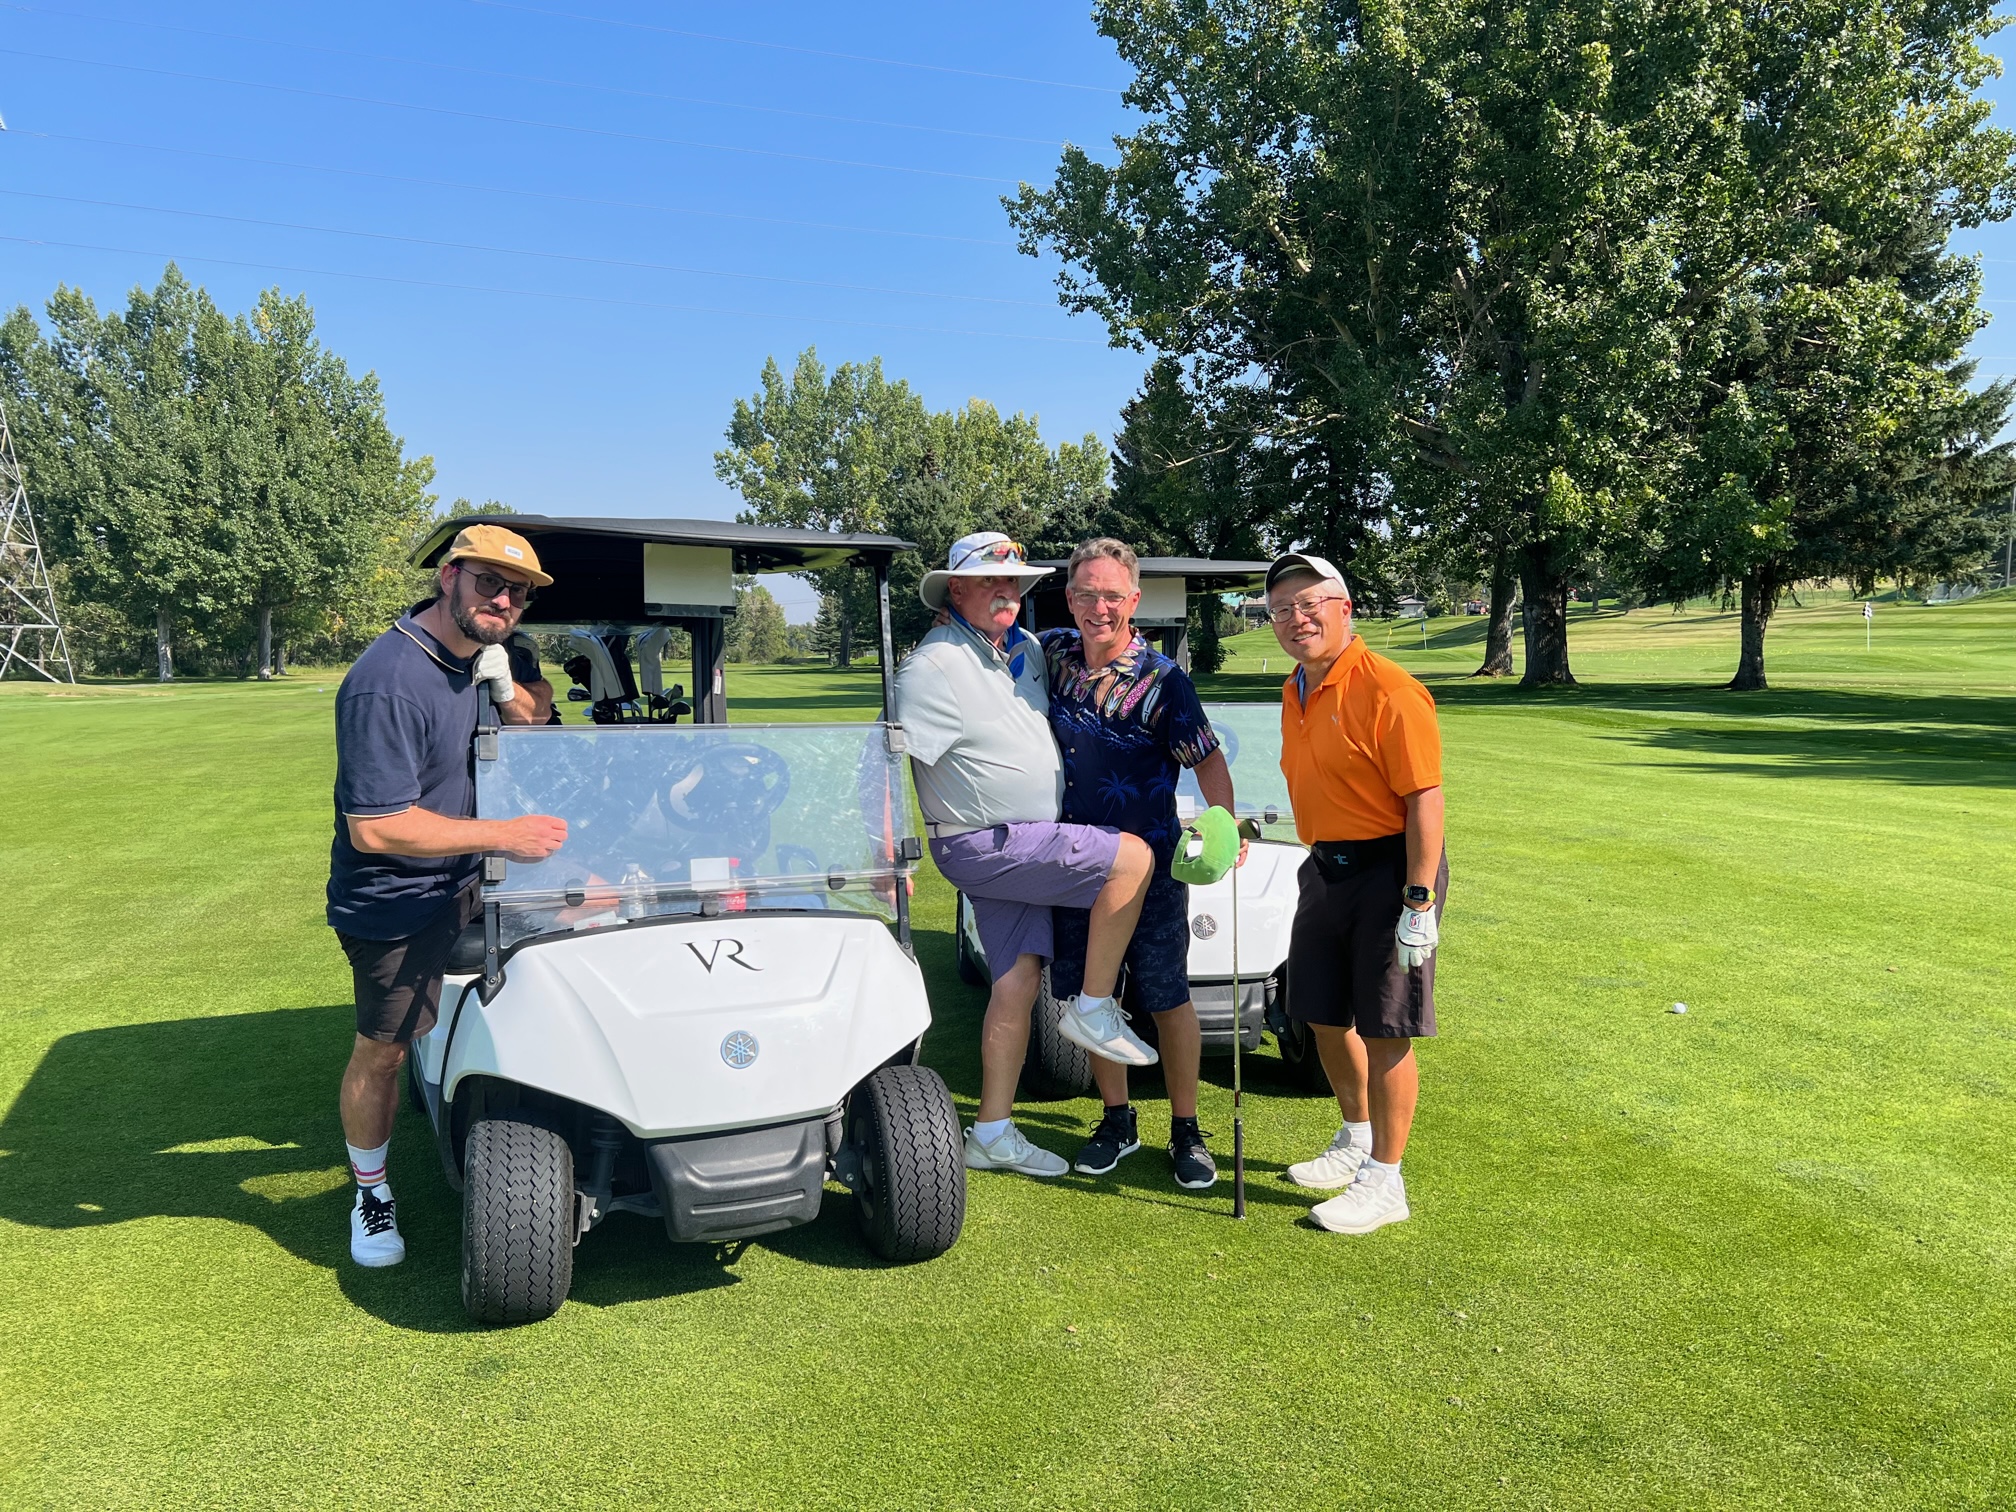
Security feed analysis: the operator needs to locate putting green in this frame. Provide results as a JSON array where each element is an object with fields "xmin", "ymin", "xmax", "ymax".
[{"xmin": 2, "ymin": 594, "xmax": 2011, "ymax": 1508}]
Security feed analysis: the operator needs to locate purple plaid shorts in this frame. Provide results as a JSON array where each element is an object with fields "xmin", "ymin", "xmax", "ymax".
[{"xmin": 931, "ymin": 822, "xmax": 1122, "ymax": 982}]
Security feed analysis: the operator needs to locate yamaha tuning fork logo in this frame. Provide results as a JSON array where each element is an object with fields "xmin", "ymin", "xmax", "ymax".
[
  {"xmin": 1192, "ymin": 914, "xmax": 1219, "ymax": 939},
  {"xmin": 720, "ymin": 1031, "xmax": 760, "ymax": 1070}
]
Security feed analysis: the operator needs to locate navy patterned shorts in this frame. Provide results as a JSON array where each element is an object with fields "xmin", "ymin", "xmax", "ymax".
[{"xmin": 1049, "ymin": 867, "xmax": 1192, "ymax": 1016}]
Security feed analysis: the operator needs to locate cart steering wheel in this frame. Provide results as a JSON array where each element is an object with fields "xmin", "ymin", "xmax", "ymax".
[{"xmin": 661, "ymin": 742, "xmax": 792, "ymax": 832}]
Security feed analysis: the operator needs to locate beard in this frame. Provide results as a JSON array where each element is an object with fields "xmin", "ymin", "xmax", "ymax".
[{"xmin": 450, "ymin": 588, "xmax": 517, "ymax": 646}]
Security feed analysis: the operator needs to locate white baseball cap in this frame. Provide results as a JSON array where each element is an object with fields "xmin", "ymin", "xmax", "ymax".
[
  {"xmin": 918, "ymin": 531, "xmax": 1054, "ymax": 610},
  {"xmin": 1265, "ymin": 552, "xmax": 1350, "ymax": 599}
]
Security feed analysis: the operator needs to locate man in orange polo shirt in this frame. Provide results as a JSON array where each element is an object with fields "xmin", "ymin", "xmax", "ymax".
[{"xmin": 1267, "ymin": 552, "xmax": 1447, "ymax": 1234}]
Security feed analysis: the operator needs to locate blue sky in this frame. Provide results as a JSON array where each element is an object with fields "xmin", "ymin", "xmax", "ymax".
[{"xmin": 4, "ymin": 3, "xmax": 2014, "ymax": 620}]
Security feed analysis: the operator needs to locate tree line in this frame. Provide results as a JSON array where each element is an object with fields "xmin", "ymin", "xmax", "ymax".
[
  {"xmin": 999, "ymin": 0, "xmax": 2016, "ymax": 689},
  {"xmin": 1, "ymin": 266, "xmax": 435, "ymax": 679}
]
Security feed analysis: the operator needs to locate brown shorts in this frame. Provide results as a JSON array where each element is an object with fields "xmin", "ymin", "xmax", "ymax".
[
  {"xmin": 1286, "ymin": 845, "xmax": 1448, "ymax": 1040},
  {"xmin": 336, "ymin": 884, "xmax": 482, "ymax": 1044}
]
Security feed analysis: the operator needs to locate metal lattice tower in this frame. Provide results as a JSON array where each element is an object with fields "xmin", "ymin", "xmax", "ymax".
[{"xmin": 0, "ymin": 395, "xmax": 76, "ymax": 682}]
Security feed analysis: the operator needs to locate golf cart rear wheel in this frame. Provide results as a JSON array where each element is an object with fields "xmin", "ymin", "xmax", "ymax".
[
  {"xmin": 1276, "ymin": 1017, "xmax": 1333, "ymax": 1095},
  {"xmin": 462, "ymin": 1118, "xmax": 575, "ymax": 1325},
  {"xmin": 1022, "ymin": 968, "xmax": 1093, "ymax": 1100},
  {"xmin": 847, "ymin": 1065, "xmax": 965, "ymax": 1262}
]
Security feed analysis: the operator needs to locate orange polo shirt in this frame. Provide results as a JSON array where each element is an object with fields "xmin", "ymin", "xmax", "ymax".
[{"xmin": 1280, "ymin": 635, "xmax": 1442, "ymax": 842}]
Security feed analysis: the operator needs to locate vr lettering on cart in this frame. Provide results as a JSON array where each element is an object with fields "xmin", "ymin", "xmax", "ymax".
[{"xmin": 687, "ymin": 938, "xmax": 759, "ymax": 973}]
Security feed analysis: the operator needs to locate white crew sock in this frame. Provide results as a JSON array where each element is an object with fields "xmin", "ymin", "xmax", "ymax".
[
  {"xmin": 1344, "ymin": 1120, "xmax": 1373, "ymax": 1152},
  {"xmin": 972, "ymin": 1118, "xmax": 1012, "ymax": 1147},
  {"xmin": 347, "ymin": 1140, "xmax": 389, "ymax": 1191}
]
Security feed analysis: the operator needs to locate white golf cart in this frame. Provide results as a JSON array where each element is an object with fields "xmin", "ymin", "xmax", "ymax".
[
  {"xmin": 950, "ymin": 556, "xmax": 1325, "ymax": 1096},
  {"xmin": 406, "ymin": 516, "xmax": 966, "ymax": 1325}
]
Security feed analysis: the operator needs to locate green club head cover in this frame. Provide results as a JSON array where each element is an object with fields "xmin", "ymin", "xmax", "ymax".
[{"xmin": 1171, "ymin": 805, "xmax": 1241, "ymax": 886}]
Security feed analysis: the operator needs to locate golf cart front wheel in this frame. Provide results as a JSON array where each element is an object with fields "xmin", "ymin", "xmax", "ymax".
[
  {"xmin": 462, "ymin": 1118, "xmax": 575, "ymax": 1325},
  {"xmin": 847, "ymin": 1065, "xmax": 965, "ymax": 1262}
]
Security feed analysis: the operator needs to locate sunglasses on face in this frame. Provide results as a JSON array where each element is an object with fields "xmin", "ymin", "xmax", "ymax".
[
  {"xmin": 1267, "ymin": 590, "xmax": 1348, "ymax": 625},
  {"xmin": 950, "ymin": 539, "xmax": 1028, "ymax": 570},
  {"xmin": 456, "ymin": 565, "xmax": 534, "ymax": 605}
]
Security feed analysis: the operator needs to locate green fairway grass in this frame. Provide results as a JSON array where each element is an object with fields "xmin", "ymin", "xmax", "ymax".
[{"xmin": 2, "ymin": 596, "xmax": 2012, "ymax": 1508}]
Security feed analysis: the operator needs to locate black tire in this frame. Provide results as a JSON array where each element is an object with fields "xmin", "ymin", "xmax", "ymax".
[
  {"xmin": 954, "ymin": 894, "xmax": 986, "ymax": 987},
  {"xmin": 461, "ymin": 1118, "xmax": 575, "ymax": 1325},
  {"xmin": 1276, "ymin": 1015, "xmax": 1334, "ymax": 1094},
  {"xmin": 1021, "ymin": 967, "xmax": 1094, "ymax": 1100},
  {"xmin": 405, "ymin": 1051, "xmax": 427, "ymax": 1115},
  {"xmin": 847, "ymin": 1065, "xmax": 966, "ymax": 1262}
]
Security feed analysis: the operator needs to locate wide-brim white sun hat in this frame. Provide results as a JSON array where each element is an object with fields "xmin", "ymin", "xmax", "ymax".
[{"xmin": 919, "ymin": 531, "xmax": 1054, "ymax": 610}]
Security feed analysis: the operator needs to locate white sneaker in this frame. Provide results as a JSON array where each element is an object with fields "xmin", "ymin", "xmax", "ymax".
[
  {"xmin": 1310, "ymin": 1167, "xmax": 1410, "ymax": 1234},
  {"xmin": 1056, "ymin": 995, "xmax": 1159, "ymax": 1067},
  {"xmin": 1286, "ymin": 1127, "xmax": 1370, "ymax": 1190},
  {"xmin": 350, "ymin": 1183, "xmax": 406, "ymax": 1267},
  {"xmin": 963, "ymin": 1124, "xmax": 1070, "ymax": 1177}
]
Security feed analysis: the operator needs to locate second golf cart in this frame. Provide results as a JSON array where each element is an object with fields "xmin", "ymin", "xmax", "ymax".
[{"xmin": 406, "ymin": 515, "xmax": 966, "ymax": 1325}]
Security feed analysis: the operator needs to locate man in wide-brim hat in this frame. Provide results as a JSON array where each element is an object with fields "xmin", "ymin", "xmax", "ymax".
[{"xmin": 894, "ymin": 532, "xmax": 1160, "ymax": 1179}]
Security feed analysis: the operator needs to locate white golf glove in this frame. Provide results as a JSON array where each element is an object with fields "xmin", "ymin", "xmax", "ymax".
[
  {"xmin": 1396, "ymin": 906, "xmax": 1438, "ymax": 970},
  {"xmin": 471, "ymin": 643, "xmax": 517, "ymax": 706}
]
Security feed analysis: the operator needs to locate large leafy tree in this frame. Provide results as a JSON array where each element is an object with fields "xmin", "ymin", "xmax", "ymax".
[
  {"xmin": 1635, "ymin": 0, "xmax": 2016, "ymax": 687},
  {"xmin": 1, "ymin": 266, "xmax": 431, "ymax": 678},
  {"xmin": 717, "ymin": 348, "xmax": 1109, "ymax": 657},
  {"xmin": 1010, "ymin": 0, "xmax": 1744, "ymax": 686},
  {"xmin": 714, "ymin": 349, "xmax": 931, "ymax": 666}
]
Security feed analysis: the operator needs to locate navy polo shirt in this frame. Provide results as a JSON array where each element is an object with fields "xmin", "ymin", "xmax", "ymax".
[
  {"xmin": 327, "ymin": 610, "xmax": 483, "ymax": 940},
  {"xmin": 1042, "ymin": 629, "xmax": 1220, "ymax": 867}
]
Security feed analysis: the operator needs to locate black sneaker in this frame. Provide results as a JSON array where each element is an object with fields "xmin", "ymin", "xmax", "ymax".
[
  {"xmin": 1072, "ymin": 1105, "xmax": 1141, "ymax": 1174},
  {"xmin": 1169, "ymin": 1120, "xmax": 1218, "ymax": 1190}
]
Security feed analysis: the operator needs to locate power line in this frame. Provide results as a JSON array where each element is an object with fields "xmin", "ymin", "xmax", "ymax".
[
  {"xmin": 0, "ymin": 3, "xmax": 1066, "ymax": 148},
  {"xmin": 466, "ymin": 0, "xmax": 1124, "ymax": 95},
  {"xmin": 0, "ymin": 187, "xmax": 1053, "ymax": 308},
  {"xmin": 0, "ymin": 233, "xmax": 1101, "ymax": 345},
  {"xmin": 9, "ymin": 131, "xmax": 1018, "ymax": 248},
  {"xmin": 0, "ymin": 48, "xmax": 1024, "ymax": 185}
]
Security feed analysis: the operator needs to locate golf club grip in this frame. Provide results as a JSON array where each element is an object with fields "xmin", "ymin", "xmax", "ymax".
[{"xmin": 1233, "ymin": 1119, "xmax": 1246, "ymax": 1218}]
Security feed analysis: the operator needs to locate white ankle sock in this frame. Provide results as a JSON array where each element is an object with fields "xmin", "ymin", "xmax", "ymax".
[
  {"xmin": 1364, "ymin": 1157, "xmax": 1401, "ymax": 1181},
  {"xmin": 973, "ymin": 1118, "xmax": 1012, "ymax": 1146},
  {"xmin": 347, "ymin": 1140, "xmax": 389, "ymax": 1189},
  {"xmin": 1344, "ymin": 1120, "xmax": 1373, "ymax": 1152},
  {"xmin": 1075, "ymin": 992, "xmax": 1113, "ymax": 1017}
]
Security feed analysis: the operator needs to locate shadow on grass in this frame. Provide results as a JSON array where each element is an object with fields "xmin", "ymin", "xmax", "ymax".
[
  {"xmin": 1191, "ymin": 675, "xmax": 2016, "ymax": 788},
  {"xmin": 0, "ymin": 1004, "xmax": 932, "ymax": 1332}
]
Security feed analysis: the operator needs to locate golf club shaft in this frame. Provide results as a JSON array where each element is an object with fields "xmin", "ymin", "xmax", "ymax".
[{"xmin": 1231, "ymin": 848, "xmax": 1245, "ymax": 1219}]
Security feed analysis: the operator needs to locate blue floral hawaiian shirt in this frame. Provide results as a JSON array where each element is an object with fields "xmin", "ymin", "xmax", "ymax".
[{"xmin": 1041, "ymin": 628, "xmax": 1220, "ymax": 866}]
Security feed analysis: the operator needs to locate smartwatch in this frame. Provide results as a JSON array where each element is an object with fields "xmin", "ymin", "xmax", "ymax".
[{"xmin": 1402, "ymin": 884, "xmax": 1436, "ymax": 908}]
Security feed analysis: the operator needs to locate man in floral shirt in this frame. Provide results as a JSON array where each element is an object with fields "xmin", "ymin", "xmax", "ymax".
[{"xmin": 1043, "ymin": 538, "xmax": 1242, "ymax": 1189}]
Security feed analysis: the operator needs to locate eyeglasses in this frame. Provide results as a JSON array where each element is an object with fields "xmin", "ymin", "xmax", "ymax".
[
  {"xmin": 456, "ymin": 565, "xmax": 534, "ymax": 604},
  {"xmin": 1266, "ymin": 590, "xmax": 1348, "ymax": 625},
  {"xmin": 951, "ymin": 538, "xmax": 1027, "ymax": 571},
  {"xmin": 1068, "ymin": 588, "xmax": 1135, "ymax": 609}
]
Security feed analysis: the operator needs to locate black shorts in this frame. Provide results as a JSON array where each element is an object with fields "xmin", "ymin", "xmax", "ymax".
[
  {"xmin": 336, "ymin": 884, "xmax": 482, "ymax": 1044},
  {"xmin": 1286, "ymin": 846, "xmax": 1448, "ymax": 1040}
]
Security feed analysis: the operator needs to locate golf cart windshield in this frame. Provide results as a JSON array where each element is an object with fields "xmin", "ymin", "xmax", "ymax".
[
  {"xmin": 477, "ymin": 723, "xmax": 918, "ymax": 942},
  {"xmin": 1178, "ymin": 703, "xmax": 1297, "ymax": 842}
]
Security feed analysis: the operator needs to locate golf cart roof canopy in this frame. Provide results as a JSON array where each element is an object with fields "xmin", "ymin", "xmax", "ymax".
[
  {"xmin": 1025, "ymin": 555, "xmax": 1274, "ymax": 642},
  {"xmin": 412, "ymin": 513, "xmax": 916, "ymax": 627},
  {"xmin": 1028, "ymin": 556, "xmax": 1273, "ymax": 594}
]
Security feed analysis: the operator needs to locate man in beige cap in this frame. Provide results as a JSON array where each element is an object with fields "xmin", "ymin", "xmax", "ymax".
[{"xmin": 327, "ymin": 523, "xmax": 567, "ymax": 1268}]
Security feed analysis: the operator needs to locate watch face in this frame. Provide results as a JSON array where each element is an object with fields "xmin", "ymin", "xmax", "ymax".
[{"xmin": 1404, "ymin": 886, "xmax": 1431, "ymax": 904}]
